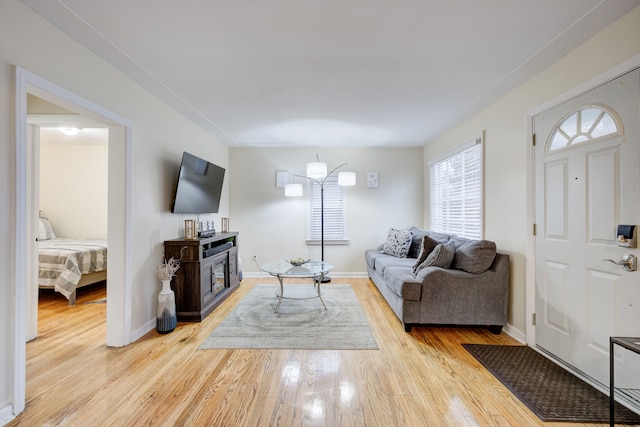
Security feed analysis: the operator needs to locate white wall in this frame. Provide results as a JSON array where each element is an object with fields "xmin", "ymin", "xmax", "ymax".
[
  {"xmin": 1, "ymin": 1, "xmax": 229, "ymax": 420},
  {"xmin": 3, "ymin": 0, "xmax": 640, "ymax": 422},
  {"xmin": 230, "ymin": 147, "xmax": 424, "ymax": 274},
  {"xmin": 39, "ymin": 128, "xmax": 108, "ymax": 239},
  {"xmin": 423, "ymin": 6, "xmax": 640, "ymax": 334}
]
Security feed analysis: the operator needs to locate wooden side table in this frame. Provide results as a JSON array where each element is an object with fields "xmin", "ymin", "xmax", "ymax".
[{"xmin": 610, "ymin": 337, "xmax": 640, "ymax": 426}]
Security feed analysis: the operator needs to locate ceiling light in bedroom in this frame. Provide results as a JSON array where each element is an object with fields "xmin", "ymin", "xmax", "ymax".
[{"xmin": 59, "ymin": 127, "xmax": 81, "ymax": 136}]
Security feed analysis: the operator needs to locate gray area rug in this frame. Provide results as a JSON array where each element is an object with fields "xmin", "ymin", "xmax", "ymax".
[
  {"xmin": 200, "ymin": 284, "xmax": 378, "ymax": 350},
  {"xmin": 463, "ymin": 344, "xmax": 640, "ymax": 423}
]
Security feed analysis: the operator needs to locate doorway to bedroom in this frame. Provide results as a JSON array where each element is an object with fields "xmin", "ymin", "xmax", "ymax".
[
  {"xmin": 14, "ymin": 67, "xmax": 132, "ymax": 415},
  {"xmin": 26, "ymin": 94, "xmax": 110, "ymax": 338},
  {"xmin": 28, "ymin": 94, "xmax": 109, "ymax": 313}
]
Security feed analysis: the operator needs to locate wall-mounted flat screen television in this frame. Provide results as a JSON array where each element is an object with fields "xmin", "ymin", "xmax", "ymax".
[{"xmin": 171, "ymin": 151, "xmax": 225, "ymax": 214}]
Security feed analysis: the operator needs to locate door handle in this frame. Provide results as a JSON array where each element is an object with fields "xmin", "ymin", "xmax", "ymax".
[{"xmin": 603, "ymin": 254, "xmax": 637, "ymax": 272}]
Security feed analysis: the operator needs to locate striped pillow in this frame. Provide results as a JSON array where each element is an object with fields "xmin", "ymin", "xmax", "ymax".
[
  {"xmin": 415, "ymin": 241, "xmax": 455, "ymax": 273},
  {"xmin": 412, "ymin": 235, "xmax": 438, "ymax": 273}
]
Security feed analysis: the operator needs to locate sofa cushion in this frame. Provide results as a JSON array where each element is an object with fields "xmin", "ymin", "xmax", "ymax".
[
  {"xmin": 408, "ymin": 227, "xmax": 453, "ymax": 257},
  {"xmin": 382, "ymin": 228, "xmax": 413, "ymax": 258},
  {"xmin": 449, "ymin": 236, "xmax": 472, "ymax": 249},
  {"xmin": 365, "ymin": 249, "xmax": 386, "ymax": 269},
  {"xmin": 451, "ymin": 240, "xmax": 497, "ymax": 274},
  {"xmin": 415, "ymin": 240, "xmax": 455, "ymax": 273},
  {"xmin": 383, "ymin": 266, "xmax": 422, "ymax": 301},
  {"xmin": 412, "ymin": 235, "xmax": 438, "ymax": 274},
  {"xmin": 374, "ymin": 255, "xmax": 415, "ymax": 275},
  {"xmin": 426, "ymin": 230, "xmax": 453, "ymax": 244}
]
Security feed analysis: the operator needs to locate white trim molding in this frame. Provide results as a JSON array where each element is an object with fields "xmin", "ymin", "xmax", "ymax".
[
  {"xmin": 12, "ymin": 66, "xmax": 134, "ymax": 419},
  {"xmin": 525, "ymin": 53, "xmax": 640, "ymax": 347}
]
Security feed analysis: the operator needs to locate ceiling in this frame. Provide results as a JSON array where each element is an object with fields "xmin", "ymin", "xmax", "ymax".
[{"xmin": 21, "ymin": 0, "xmax": 640, "ymax": 147}]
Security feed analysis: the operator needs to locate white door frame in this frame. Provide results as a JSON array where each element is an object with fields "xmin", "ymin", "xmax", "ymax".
[
  {"xmin": 12, "ymin": 67, "xmax": 133, "ymax": 415},
  {"xmin": 526, "ymin": 53, "xmax": 640, "ymax": 347}
]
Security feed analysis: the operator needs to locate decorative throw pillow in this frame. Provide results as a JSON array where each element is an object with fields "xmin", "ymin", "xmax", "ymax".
[
  {"xmin": 415, "ymin": 241, "xmax": 455, "ymax": 273},
  {"xmin": 451, "ymin": 240, "xmax": 497, "ymax": 274},
  {"xmin": 38, "ymin": 217, "xmax": 56, "ymax": 241},
  {"xmin": 412, "ymin": 235, "xmax": 439, "ymax": 273},
  {"xmin": 407, "ymin": 226, "xmax": 427, "ymax": 258},
  {"xmin": 381, "ymin": 228, "xmax": 413, "ymax": 258}
]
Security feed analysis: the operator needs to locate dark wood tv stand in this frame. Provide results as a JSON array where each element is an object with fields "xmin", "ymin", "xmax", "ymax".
[{"xmin": 164, "ymin": 232, "xmax": 240, "ymax": 321}]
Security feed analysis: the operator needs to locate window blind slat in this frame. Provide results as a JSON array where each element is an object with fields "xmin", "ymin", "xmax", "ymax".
[
  {"xmin": 430, "ymin": 141, "xmax": 483, "ymax": 239},
  {"xmin": 308, "ymin": 175, "xmax": 345, "ymax": 240}
]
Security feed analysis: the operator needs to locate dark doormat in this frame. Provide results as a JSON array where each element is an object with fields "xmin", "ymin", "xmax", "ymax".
[{"xmin": 463, "ymin": 344, "xmax": 640, "ymax": 423}]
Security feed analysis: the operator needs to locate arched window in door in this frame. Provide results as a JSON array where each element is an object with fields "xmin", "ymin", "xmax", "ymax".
[{"xmin": 545, "ymin": 104, "xmax": 623, "ymax": 153}]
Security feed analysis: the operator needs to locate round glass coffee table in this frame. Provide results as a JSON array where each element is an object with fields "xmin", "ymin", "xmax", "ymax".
[{"xmin": 260, "ymin": 261, "xmax": 334, "ymax": 312}]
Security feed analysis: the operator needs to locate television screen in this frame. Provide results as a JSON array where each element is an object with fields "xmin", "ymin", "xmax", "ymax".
[{"xmin": 171, "ymin": 151, "xmax": 225, "ymax": 214}]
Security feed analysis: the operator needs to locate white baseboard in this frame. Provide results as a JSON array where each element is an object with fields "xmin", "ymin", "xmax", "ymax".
[
  {"xmin": 130, "ymin": 319, "xmax": 155, "ymax": 343},
  {"xmin": 503, "ymin": 323, "xmax": 526, "ymax": 344},
  {"xmin": 0, "ymin": 404, "xmax": 16, "ymax": 427}
]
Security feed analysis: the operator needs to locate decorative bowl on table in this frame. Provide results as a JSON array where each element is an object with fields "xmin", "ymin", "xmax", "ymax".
[{"xmin": 286, "ymin": 258, "xmax": 310, "ymax": 266}]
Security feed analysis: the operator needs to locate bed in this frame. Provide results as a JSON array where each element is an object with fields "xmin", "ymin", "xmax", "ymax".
[{"xmin": 37, "ymin": 217, "xmax": 107, "ymax": 305}]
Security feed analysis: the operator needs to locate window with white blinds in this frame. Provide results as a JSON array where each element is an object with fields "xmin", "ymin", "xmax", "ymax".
[
  {"xmin": 430, "ymin": 136, "xmax": 483, "ymax": 239},
  {"xmin": 307, "ymin": 175, "xmax": 348, "ymax": 243}
]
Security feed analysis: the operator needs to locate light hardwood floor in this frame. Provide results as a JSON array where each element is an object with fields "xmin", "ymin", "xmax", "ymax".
[{"xmin": 9, "ymin": 278, "xmax": 611, "ymax": 426}]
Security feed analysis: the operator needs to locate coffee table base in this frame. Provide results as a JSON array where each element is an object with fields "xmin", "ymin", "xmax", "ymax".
[{"xmin": 274, "ymin": 275, "xmax": 328, "ymax": 313}]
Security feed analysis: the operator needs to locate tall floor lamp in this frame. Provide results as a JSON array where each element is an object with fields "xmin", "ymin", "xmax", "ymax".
[{"xmin": 284, "ymin": 156, "xmax": 356, "ymax": 282}]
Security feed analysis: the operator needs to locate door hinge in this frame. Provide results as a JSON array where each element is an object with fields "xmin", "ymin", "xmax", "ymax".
[
  {"xmin": 532, "ymin": 133, "xmax": 536, "ymax": 146},
  {"xmin": 533, "ymin": 223, "xmax": 537, "ymax": 236},
  {"xmin": 532, "ymin": 313, "xmax": 536, "ymax": 325}
]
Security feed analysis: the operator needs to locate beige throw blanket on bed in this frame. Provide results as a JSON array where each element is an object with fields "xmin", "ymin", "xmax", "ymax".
[{"xmin": 38, "ymin": 238, "xmax": 108, "ymax": 299}]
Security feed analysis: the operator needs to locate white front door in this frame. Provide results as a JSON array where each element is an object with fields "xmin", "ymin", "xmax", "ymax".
[{"xmin": 534, "ymin": 68, "xmax": 640, "ymax": 391}]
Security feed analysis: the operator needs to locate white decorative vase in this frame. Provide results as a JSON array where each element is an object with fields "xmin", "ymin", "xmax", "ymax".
[{"xmin": 156, "ymin": 279, "xmax": 177, "ymax": 333}]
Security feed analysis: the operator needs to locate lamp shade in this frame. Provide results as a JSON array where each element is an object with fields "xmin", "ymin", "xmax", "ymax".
[
  {"xmin": 338, "ymin": 171, "xmax": 356, "ymax": 186},
  {"xmin": 284, "ymin": 183, "xmax": 303, "ymax": 197},
  {"xmin": 306, "ymin": 161, "xmax": 327, "ymax": 179}
]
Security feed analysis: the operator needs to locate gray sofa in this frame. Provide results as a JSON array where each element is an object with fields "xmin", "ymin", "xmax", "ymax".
[{"xmin": 365, "ymin": 227, "xmax": 509, "ymax": 333}]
